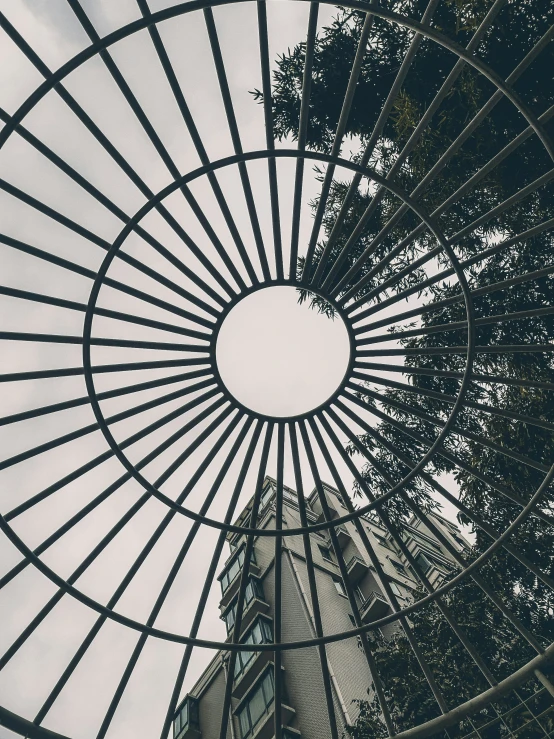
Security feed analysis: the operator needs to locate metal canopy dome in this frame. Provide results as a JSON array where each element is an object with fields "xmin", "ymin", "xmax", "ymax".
[{"xmin": 0, "ymin": 1, "xmax": 552, "ymax": 738}]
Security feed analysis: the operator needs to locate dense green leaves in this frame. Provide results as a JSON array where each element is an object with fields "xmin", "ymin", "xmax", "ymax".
[{"xmin": 349, "ymin": 575, "xmax": 554, "ymax": 737}]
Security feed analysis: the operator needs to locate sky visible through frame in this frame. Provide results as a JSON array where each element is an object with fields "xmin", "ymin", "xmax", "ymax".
[{"xmin": 0, "ymin": 1, "xmax": 474, "ymax": 737}]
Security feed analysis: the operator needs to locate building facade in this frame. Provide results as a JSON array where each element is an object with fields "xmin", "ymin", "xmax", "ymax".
[{"xmin": 173, "ymin": 477, "xmax": 470, "ymax": 739}]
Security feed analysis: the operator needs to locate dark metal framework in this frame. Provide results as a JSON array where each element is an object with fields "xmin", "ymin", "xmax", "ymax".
[{"xmin": 0, "ymin": 0, "xmax": 552, "ymax": 738}]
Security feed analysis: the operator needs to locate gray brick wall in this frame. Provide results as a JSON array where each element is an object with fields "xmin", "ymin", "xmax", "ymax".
[{"xmin": 196, "ymin": 663, "xmax": 233, "ymax": 739}]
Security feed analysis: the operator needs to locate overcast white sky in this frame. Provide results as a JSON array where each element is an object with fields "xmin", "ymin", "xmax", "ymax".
[{"xmin": 0, "ymin": 2, "xmax": 474, "ymax": 737}]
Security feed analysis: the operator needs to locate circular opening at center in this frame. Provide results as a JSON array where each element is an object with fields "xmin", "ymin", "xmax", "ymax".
[{"xmin": 215, "ymin": 286, "xmax": 351, "ymax": 417}]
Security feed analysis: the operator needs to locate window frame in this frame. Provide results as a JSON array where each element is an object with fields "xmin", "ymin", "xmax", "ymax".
[
  {"xmin": 389, "ymin": 558, "xmax": 407, "ymax": 575},
  {"xmin": 237, "ymin": 668, "xmax": 275, "ymax": 738},
  {"xmin": 416, "ymin": 549, "xmax": 452, "ymax": 574},
  {"xmin": 389, "ymin": 581, "xmax": 402, "ymax": 597},
  {"xmin": 374, "ymin": 533, "xmax": 394, "ymax": 550},
  {"xmin": 219, "ymin": 546, "xmax": 257, "ymax": 596},
  {"xmin": 173, "ymin": 696, "xmax": 199, "ymax": 738},
  {"xmin": 333, "ymin": 578, "xmax": 348, "ymax": 598},
  {"xmin": 233, "ymin": 617, "xmax": 273, "ymax": 680},
  {"xmin": 223, "ymin": 577, "xmax": 265, "ymax": 634}
]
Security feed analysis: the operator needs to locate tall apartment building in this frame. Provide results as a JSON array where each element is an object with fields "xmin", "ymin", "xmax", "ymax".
[{"xmin": 173, "ymin": 477, "xmax": 470, "ymax": 739}]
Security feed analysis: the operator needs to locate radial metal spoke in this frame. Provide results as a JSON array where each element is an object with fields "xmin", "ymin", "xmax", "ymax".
[
  {"xmin": 339, "ymin": 389, "xmax": 554, "ymax": 523},
  {"xmin": 314, "ymin": 0, "xmax": 441, "ymax": 289},
  {"xmin": 67, "ymin": 0, "xmax": 246, "ymax": 298},
  {"xmin": 289, "ymin": 2, "xmax": 319, "ymax": 280},
  {"xmin": 217, "ymin": 423, "xmax": 274, "ymax": 739},
  {"xmin": 343, "ymin": 164, "xmax": 554, "ymax": 309},
  {"xmin": 0, "ymin": 116, "xmax": 221, "ymax": 320},
  {"xmin": 0, "ymin": 285, "xmax": 211, "ymax": 342},
  {"xmin": 325, "ymin": 406, "xmax": 549, "ymax": 654},
  {"xmin": 315, "ymin": 412, "xmax": 500, "ymax": 689},
  {"xmin": 355, "ymin": 360, "xmax": 554, "ymax": 392},
  {"xmin": 204, "ymin": 7, "xmax": 271, "ymax": 281},
  {"xmin": 92, "ymin": 412, "xmax": 246, "ymax": 739},
  {"xmin": 321, "ymin": 409, "xmax": 554, "ymax": 595},
  {"xmin": 0, "ymin": 391, "xmax": 225, "ymax": 590},
  {"xmin": 0, "ymin": 11, "xmax": 233, "ymax": 307},
  {"xmin": 0, "ymin": 231, "xmax": 216, "ymax": 330},
  {"xmin": 350, "ymin": 372, "xmax": 550, "ymax": 473},
  {"xmin": 295, "ymin": 421, "xmax": 396, "ymax": 735},
  {"xmin": 349, "ymin": 218, "xmax": 554, "ymax": 328},
  {"xmin": 0, "ymin": 403, "xmax": 237, "ymax": 674},
  {"xmin": 0, "ymin": 367, "xmax": 212, "ymax": 428},
  {"xmin": 345, "ymin": 103, "xmax": 554, "ymax": 295},
  {"xmin": 158, "ymin": 419, "xmax": 263, "ymax": 739},
  {"xmin": 0, "ymin": 376, "xmax": 217, "ymax": 473},
  {"xmin": 299, "ymin": 420, "xmax": 451, "ymax": 718},
  {"xmin": 288, "ymin": 424, "xmax": 346, "ymax": 738},
  {"xmin": 273, "ymin": 424, "xmax": 285, "ymax": 739},
  {"xmin": 0, "ymin": 330, "xmax": 210, "ymax": 353},
  {"xmin": 289, "ymin": 424, "xmax": 351, "ymax": 737},
  {"xmin": 333, "ymin": 0, "xmax": 508, "ymax": 244},
  {"xmin": 322, "ymin": 0, "xmax": 518, "ymax": 296},
  {"xmin": 357, "ymin": 345, "xmax": 554, "ymax": 361},
  {"xmin": 0, "ymin": 357, "xmax": 209, "ymax": 385},
  {"xmin": 351, "ymin": 264, "xmax": 554, "ymax": 329},
  {"xmin": 0, "ymin": 177, "xmax": 224, "ymax": 314},
  {"xmin": 347, "ymin": 374, "xmax": 554, "ymax": 434},
  {"xmin": 355, "ymin": 305, "xmax": 554, "ymax": 344},
  {"xmin": 257, "ymin": 1, "xmax": 283, "ymax": 279},
  {"xmin": 301, "ymin": 10, "xmax": 374, "ymax": 283},
  {"xmin": 135, "ymin": 1, "xmax": 258, "ymax": 286}
]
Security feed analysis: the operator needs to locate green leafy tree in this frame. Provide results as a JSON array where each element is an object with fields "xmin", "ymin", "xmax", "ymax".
[
  {"xmin": 348, "ymin": 576, "xmax": 554, "ymax": 737},
  {"xmin": 255, "ymin": 0, "xmax": 554, "ymax": 734}
]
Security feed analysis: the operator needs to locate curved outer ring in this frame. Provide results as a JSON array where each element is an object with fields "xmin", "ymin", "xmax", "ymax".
[
  {"xmin": 80, "ymin": 147, "xmax": 476, "ymax": 537},
  {"xmin": 1, "ymin": 2, "xmax": 553, "ymax": 736},
  {"xmin": 0, "ymin": 1, "xmax": 552, "ymax": 162}
]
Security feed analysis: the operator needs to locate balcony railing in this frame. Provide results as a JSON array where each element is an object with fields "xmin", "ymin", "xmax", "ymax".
[
  {"xmin": 222, "ymin": 577, "xmax": 270, "ymax": 638},
  {"xmin": 360, "ymin": 590, "xmax": 390, "ymax": 622},
  {"xmin": 219, "ymin": 547, "xmax": 261, "ymax": 609},
  {"xmin": 346, "ymin": 555, "xmax": 369, "ymax": 583},
  {"xmin": 335, "ymin": 525, "xmax": 351, "ymax": 549},
  {"xmin": 173, "ymin": 696, "xmax": 200, "ymax": 739}
]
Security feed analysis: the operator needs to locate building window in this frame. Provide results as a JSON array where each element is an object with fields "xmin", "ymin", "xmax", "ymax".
[
  {"xmin": 389, "ymin": 559, "xmax": 407, "ymax": 575},
  {"xmin": 416, "ymin": 551, "xmax": 433, "ymax": 573},
  {"xmin": 234, "ymin": 618, "xmax": 273, "ymax": 680},
  {"xmin": 452, "ymin": 533, "xmax": 466, "ymax": 548},
  {"xmin": 220, "ymin": 547, "xmax": 257, "ymax": 596},
  {"xmin": 224, "ymin": 578, "xmax": 264, "ymax": 633},
  {"xmin": 237, "ymin": 669, "xmax": 274, "ymax": 738},
  {"xmin": 389, "ymin": 581, "xmax": 402, "ymax": 597},
  {"xmin": 333, "ymin": 579, "xmax": 347, "ymax": 598},
  {"xmin": 259, "ymin": 484, "xmax": 274, "ymax": 511},
  {"xmin": 416, "ymin": 551, "xmax": 451, "ymax": 574},
  {"xmin": 375, "ymin": 534, "xmax": 393, "ymax": 550},
  {"xmin": 319, "ymin": 545, "xmax": 334, "ymax": 563},
  {"xmin": 283, "ymin": 488, "xmax": 298, "ymax": 504},
  {"xmin": 173, "ymin": 696, "xmax": 199, "ymax": 738}
]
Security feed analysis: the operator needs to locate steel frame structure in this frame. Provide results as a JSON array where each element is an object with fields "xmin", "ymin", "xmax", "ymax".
[{"xmin": 0, "ymin": 0, "xmax": 553, "ymax": 738}]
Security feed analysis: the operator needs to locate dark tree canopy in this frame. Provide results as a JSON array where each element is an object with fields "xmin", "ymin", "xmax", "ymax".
[{"xmin": 256, "ymin": 0, "xmax": 554, "ymax": 734}]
